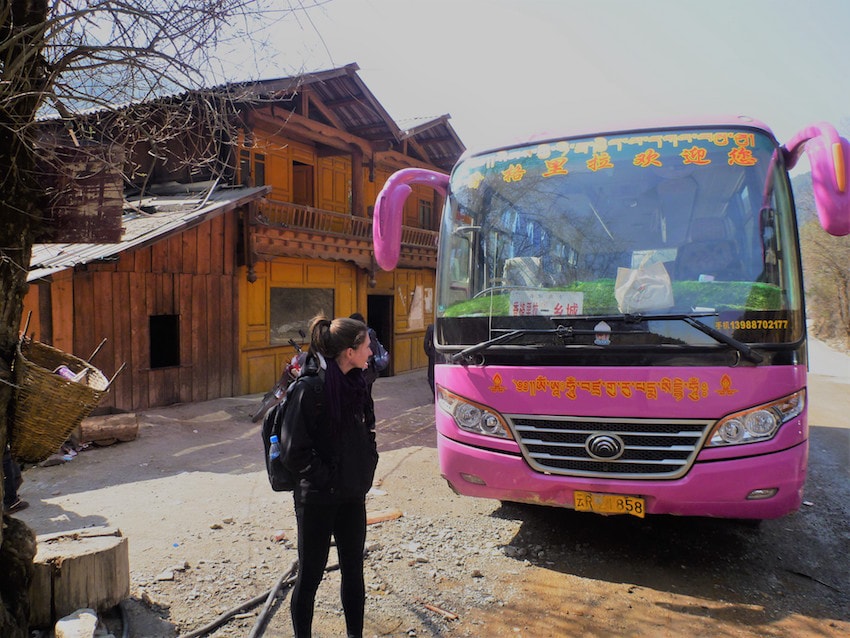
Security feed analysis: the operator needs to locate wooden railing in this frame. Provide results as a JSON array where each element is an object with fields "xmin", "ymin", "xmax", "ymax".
[{"xmin": 257, "ymin": 199, "xmax": 437, "ymax": 248}]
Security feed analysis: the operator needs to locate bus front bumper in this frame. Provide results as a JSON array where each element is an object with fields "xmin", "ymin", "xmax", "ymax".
[{"xmin": 437, "ymin": 433, "xmax": 807, "ymax": 520}]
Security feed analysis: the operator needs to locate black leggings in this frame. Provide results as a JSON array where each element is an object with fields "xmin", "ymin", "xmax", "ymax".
[
  {"xmin": 291, "ymin": 500, "xmax": 367, "ymax": 638},
  {"xmin": 3, "ymin": 448, "xmax": 21, "ymax": 507}
]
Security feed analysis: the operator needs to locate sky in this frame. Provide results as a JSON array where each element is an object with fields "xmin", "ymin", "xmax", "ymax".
[{"xmin": 237, "ymin": 0, "xmax": 850, "ymax": 156}]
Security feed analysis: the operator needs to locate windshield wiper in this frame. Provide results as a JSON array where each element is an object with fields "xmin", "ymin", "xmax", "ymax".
[
  {"xmin": 450, "ymin": 327, "xmax": 577, "ymax": 363},
  {"xmin": 679, "ymin": 315, "xmax": 763, "ymax": 363},
  {"xmin": 554, "ymin": 311, "xmax": 762, "ymax": 363},
  {"xmin": 451, "ymin": 312, "xmax": 763, "ymax": 364}
]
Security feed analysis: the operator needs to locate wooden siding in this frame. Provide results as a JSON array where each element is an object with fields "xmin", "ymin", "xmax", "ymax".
[
  {"xmin": 318, "ymin": 155, "xmax": 351, "ymax": 213},
  {"xmin": 248, "ymin": 127, "xmax": 317, "ymax": 203},
  {"xmin": 237, "ymin": 258, "xmax": 364, "ymax": 394},
  {"xmin": 23, "ymin": 211, "xmax": 241, "ymax": 413},
  {"xmin": 242, "ymin": 107, "xmax": 446, "ymax": 383}
]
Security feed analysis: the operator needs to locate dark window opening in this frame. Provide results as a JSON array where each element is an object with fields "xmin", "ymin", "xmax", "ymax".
[
  {"xmin": 150, "ymin": 315, "xmax": 180, "ymax": 369},
  {"xmin": 419, "ymin": 199, "xmax": 434, "ymax": 230},
  {"xmin": 270, "ymin": 288, "xmax": 333, "ymax": 345},
  {"xmin": 293, "ymin": 161, "xmax": 314, "ymax": 206}
]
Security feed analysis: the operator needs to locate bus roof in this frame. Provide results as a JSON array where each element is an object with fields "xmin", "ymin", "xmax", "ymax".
[{"xmin": 460, "ymin": 114, "xmax": 777, "ymax": 161}]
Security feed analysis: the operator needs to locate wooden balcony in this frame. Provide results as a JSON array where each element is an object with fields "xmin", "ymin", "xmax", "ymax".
[{"xmin": 249, "ymin": 199, "xmax": 438, "ymax": 270}]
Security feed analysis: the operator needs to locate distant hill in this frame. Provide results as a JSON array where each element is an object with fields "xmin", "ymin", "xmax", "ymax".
[{"xmin": 791, "ymin": 172, "xmax": 816, "ymax": 225}]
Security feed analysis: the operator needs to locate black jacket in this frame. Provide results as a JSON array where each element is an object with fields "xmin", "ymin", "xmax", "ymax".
[{"xmin": 281, "ymin": 353, "xmax": 378, "ymax": 504}]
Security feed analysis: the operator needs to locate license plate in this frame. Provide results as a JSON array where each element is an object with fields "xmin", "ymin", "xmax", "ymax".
[{"xmin": 574, "ymin": 491, "xmax": 645, "ymax": 518}]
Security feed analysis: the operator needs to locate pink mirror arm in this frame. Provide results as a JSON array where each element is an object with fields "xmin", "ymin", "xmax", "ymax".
[
  {"xmin": 783, "ymin": 122, "xmax": 850, "ymax": 236},
  {"xmin": 783, "ymin": 122, "xmax": 846, "ymax": 193},
  {"xmin": 784, "ymin": 122, "xmax": 846, "ymax": 185},
  {"xmin": 373, "ymin": 168, "xmax": 449, "ymax": 270}
]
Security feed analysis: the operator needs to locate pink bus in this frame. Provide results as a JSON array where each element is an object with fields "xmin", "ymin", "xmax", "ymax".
[{"xmin": 374, "ymin": 118, "xmax": 850, "ymax": 519}]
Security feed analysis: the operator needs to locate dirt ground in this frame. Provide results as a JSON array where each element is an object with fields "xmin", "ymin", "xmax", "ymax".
[{"xmin": 12, "ymin": 339, "xmax": 850, "ymax": 637}]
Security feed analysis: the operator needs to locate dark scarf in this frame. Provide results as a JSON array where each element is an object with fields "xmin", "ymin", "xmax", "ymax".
[{"xmin": 323, "ymin": 358, "xmax": 368, "ymax": 427}]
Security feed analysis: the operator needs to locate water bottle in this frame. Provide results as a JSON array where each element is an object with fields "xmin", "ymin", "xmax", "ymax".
[{"xmin": 268, "ymin": 434, "xmax": 281, "ymax": 461}]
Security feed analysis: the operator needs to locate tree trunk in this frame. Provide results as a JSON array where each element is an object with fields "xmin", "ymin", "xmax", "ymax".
[
  {"xmin": 0, "ymin": 163, "xmax": 40, "ymax": 638},
  {"xmin": 0, "ymin": 155, "xmax": 40, "ymax": 638},
  {"xmin": 0, "ymin": 516, "xmax": 36, "ymax": 637},
  {"xmin": 1, "ymin": 2, "xmax": 51, "ymax": 635}
]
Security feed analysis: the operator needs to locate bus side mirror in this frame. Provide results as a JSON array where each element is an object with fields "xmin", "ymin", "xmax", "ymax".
[
  {"xmin": 784, "ymin": 122, "xmax": 850, "ymax": 236},
  {"xmin": 374, "ymin": 183, "xmax": 411, "ymax": 271},
  {"xmin": 373, "ymin": 168, "xmax": 449, "ymax": 271}
]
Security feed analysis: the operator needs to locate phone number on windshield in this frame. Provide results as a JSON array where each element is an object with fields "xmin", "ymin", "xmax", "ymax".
[{"xmin": 718, "ymin": 319, "xmax": 788, "ymax": 330}]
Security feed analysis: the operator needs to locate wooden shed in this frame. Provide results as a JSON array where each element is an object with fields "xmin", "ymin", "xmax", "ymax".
[{"xmin": 24, "ymin": 186, "xmax": 268, "ymax": 412}]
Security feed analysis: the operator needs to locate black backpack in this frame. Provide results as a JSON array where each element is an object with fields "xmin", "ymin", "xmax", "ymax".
[{"xmin": 261, "ymin": 374, "xmax": 324, "ymax": 492}]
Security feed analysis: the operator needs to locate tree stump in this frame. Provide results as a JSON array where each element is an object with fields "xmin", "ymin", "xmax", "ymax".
[{"xmin": 28, "ymin": 526, "xmax": 129, "ymax": 629}]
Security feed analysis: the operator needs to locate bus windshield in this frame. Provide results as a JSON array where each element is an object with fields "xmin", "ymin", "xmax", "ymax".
[{"xmin": 438, "ymin": 127, "xmax": 803, "ymax": 350}]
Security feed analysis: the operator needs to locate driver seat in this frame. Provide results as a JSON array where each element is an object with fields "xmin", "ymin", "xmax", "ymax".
[{"xmin": 674, "ymin": 218, "xmax": 742, "ymax": 281}]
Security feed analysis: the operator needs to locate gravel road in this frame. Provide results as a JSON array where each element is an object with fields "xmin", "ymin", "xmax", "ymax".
[{"xmin": 14, "ymin": 339, "xmax": 850, "ymax": 637}]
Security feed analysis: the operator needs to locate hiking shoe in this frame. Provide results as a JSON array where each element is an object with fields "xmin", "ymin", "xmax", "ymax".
[{"xmin": 4, "ymin": 498, "xmax": 28, "ymax": 514}]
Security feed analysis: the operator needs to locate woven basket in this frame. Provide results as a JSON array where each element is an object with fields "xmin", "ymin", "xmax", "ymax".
[{"xmin": 10, "ymin": 338, "xmax": 110, "ymax": 463}]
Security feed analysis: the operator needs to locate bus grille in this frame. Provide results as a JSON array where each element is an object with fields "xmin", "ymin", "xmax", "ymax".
[{"xmin": 508, "ymin": 416, "xmax": 713, "ymax": 479}]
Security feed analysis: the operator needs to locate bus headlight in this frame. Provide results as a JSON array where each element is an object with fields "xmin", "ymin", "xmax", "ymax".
[
  {"xmin": 437, "ymin": 386, "xmax": 512, "ymax": 439},
  {"xmin": 708, "ymin": 390, "xmax": 805, "ymax": 447}
]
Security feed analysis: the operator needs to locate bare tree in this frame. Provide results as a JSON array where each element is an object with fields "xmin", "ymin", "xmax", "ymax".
[
  {"xmin": 800, "ymin": 219, "xmax": 850, "ymax": 348},
  {"xmin": 0, "ymin": 1, "xmax": 322, "ymax": 634}
]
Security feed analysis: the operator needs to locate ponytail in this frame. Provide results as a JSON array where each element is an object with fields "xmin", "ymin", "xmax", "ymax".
[{"xmin": 308, "ymin": 313, "xmax": 368, "ymax": 359}]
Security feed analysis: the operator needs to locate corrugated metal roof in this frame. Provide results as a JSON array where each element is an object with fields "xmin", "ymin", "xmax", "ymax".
[{"xmin": 28, "ymin": 185, "xmax": 270, "ymax": 282}]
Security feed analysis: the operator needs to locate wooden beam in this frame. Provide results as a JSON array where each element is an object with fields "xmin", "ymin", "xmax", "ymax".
[
  {"xmin": 401, "ymin": 116, "xmax": 451, "ymax": 137},
  {"xmin": 250, "ymin": 227, "xmax": 436, "ymax": 270},
  {"xmin": 374, "ymin": 149, "xmax": 446, "ymax": 172},
  {"xmin": 306, "ymin": 90, "xmax": 346, "ymax": 130},
  {"xmin": 348, "ymin": 123, "xmax": 397, "ymax": 140},
  {"xmin": 406, "ymin": 137, "xmax": 432, "ymax": 164},
  {"xmin": 251, "ymin": 108, "xmax": 374, "ymax": 156},
  {"xmin": 251, "ymin": 229, "xmax": 374, "ymax": 269},
  {"xmin": 317, "ymin": 147, "xmax": 347, "ymax": 158},
  {"xmin": 299, "ymin": 88, "xmax": 309, "ymax": 117}
]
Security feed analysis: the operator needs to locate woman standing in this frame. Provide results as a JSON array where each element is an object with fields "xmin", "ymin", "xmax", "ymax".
[{"xmin": 281, "ymin": 314, "xmax": 379, "ymax": 638}]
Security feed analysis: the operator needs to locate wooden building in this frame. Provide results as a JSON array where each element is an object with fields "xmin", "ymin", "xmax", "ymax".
[{"xmin": 23, "ymin": 64, "xmax": 464, "ymax": 412}]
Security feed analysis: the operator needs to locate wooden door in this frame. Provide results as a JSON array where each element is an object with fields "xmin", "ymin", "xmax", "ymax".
[{"xmin": 293, "ymin": 162, "xmax": 314, "ymax": 206}]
